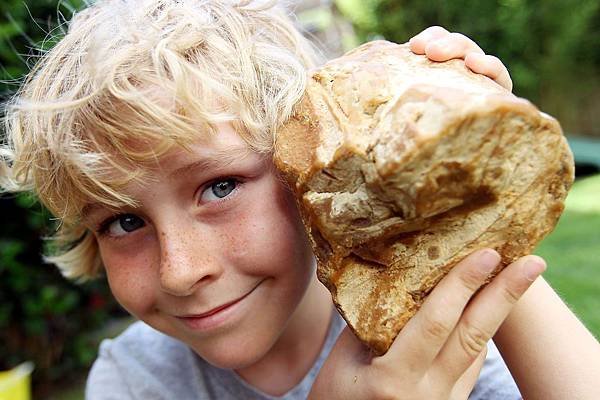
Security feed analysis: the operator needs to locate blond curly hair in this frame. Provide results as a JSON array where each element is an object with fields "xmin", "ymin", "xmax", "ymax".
[{"xmin": 1, "ymin": 0, "xmax": 319, "ymax": 281}]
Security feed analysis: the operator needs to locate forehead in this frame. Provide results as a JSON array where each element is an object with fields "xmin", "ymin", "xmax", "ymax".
[
  {"xmin": 80, "ymin": 122, "xmax": 264, "ymax": 217},
  {"xmin": 157, "ymin": 122, "xmax": 253, "ymax": 172}
]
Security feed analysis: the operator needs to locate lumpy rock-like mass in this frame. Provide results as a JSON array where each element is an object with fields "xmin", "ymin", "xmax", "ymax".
[{"xmin": 274, "ymin": 41, "xmax": 574, "ymax": 355}]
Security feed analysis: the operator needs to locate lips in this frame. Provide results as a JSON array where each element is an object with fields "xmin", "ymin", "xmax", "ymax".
[
  {"xmin": 175, "ymin": 280, "xmax": 263, "ymax": 330},
  {"xmin": 180, "ymin": 296, "xmax": 246, "ymax": 319}
]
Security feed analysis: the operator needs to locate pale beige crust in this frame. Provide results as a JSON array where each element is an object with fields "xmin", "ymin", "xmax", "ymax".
[{"xmin": 274, "ymin": 41, "xmax": 574, "ymax": 355}]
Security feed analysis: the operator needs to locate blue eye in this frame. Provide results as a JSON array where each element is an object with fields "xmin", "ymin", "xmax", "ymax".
[
  {"xmin": 104, "ymin": 214, "xmax": 145, "ymax": 237},
  {"xmin": 200, "ymin": 179, "xmax": 238, "ymax": 202}
]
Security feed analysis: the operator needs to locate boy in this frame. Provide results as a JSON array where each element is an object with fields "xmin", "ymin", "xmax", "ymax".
[{"xmin": 1, "ymin": 0, "xmax": 598, "ymax": 398}]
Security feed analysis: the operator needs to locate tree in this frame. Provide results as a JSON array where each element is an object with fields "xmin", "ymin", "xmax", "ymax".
[
  {"xmin": 337, "ymin": 0, "xmax": 600, "ymax": 137},
  {"xmin": 1, "ymin": 1, "xmax": 124, "ymax": 396}
]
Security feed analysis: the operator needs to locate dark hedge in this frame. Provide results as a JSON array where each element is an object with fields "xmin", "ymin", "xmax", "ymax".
[{"xmin": 1, "ymin": 1, "xmax": 125, "ymax": 396}]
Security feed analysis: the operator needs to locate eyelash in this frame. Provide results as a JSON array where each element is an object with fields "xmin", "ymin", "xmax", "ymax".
[
  {"xmin": 95, "ymin": 177, "xmax": 244, "ymax": 238},
  {"xmin": 197, "ymin": 176, "xmax": 243, "ymax": 207},
  {"xmin": 96, "ymin": 215, "xmax": 128, "ymax": 236}
]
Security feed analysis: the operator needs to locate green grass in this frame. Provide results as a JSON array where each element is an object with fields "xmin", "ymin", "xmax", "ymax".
[{"xmin": 535, "ymin": 174, "xmax": 600, "ymax": 339}]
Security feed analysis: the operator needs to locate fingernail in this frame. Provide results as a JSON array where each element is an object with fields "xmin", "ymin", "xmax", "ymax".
[
  {"xmin": 523, "ymin": 257, "xmax": 546, "ymax": 281},
  {"xmin": 478, "ymin": 249, "xmax": 500, "ymax": 274}
]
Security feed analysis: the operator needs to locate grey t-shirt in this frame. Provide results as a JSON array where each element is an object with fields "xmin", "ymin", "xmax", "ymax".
[{"xmin": 86, "ymin": 311, "xmax": 521, "ymax": 399}]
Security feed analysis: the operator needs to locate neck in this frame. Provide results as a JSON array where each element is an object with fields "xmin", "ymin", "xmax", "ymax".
[{"xmin": 235, "ymin": 274, "xmax": 333, "ymax": 396}]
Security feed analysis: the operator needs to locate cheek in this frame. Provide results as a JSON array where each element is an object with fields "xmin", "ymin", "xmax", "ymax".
[
  {"xmin": 98, "ymin": 239, "xmax": 158, "ymax": 317},
  {"xmin": 223, "ymin": 179, "xmax": 313, "ymax": 277}
]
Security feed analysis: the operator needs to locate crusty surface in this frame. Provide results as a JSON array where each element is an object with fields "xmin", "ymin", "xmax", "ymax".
[{"xmin": 273, "ymin": 40, "xmax": 574, "ymax": 355}]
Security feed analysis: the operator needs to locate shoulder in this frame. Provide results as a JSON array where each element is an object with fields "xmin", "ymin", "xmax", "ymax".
[
  {"xmin": 96, "ymin": 320, "xmax": 187, "ymax": 366},
  {"xmin": 86, "ymin": 321, "xmax": 202, "ymax": 399},
  {"xmin": 469, "ymin": 340, "xmax": 522, "ymax": 400}
]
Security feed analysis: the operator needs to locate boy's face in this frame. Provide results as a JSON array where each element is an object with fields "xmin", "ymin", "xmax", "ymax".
[{"xmin": 84, "ymin": 123, "xmax": 317, "ymax": 369}]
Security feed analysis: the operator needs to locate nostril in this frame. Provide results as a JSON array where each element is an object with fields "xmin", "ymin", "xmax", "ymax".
[
  {"xmin": 158, "ymin": 249, "xmax": 220, "ymax": 296},
  {"xmin": 157, "ymin": 226, "xmax": 223, "ymax": 295}
]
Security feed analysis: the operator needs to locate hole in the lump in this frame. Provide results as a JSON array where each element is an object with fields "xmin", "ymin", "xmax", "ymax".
[
  {"xmin": 427, "ymin": 246, "xmax": 440, "ymax": 260},
  {"xmin": 352, "ymin": 217, "xmax": 371, "ymax": 227}
]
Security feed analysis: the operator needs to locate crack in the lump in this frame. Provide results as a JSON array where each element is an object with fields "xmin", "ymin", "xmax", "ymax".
[
  {"xmin": 322, "ymin": 169, "xmax": 340, "ymax": 181},
  {"xmin": 348, "ymin": 250, "xmax": 389, "ymax": 268},
  {"xmin": 408, "ymin": 289, "xmax": 426, "ymax": 305}
]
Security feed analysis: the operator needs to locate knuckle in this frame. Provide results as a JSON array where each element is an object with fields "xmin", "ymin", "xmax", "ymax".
[
  {"xmin": 449, "ymin": 31, "xmax": 484, "ymax": 53},
  {"xmin": 448, "ymin": 31, "xmax": 467, "ymax": 41},
  {"xmin": 486, "ymin": 54, "xmax": 502, "ymax": 65},
  {"xmin": 421, "ymin": 311, "xmax": 452, "ymax": 341},
  {"xmin": 499, "ymin": 283, "xmax": 522, "ymax": 304},
  {"xmin": 485, "ymin": 55, "xmax": 505, "ymax": 72},
  {"xmin": 458, "ymin": 269, "xmax": 484, "ymax": 293},
  {"xmin": 458, "ymin": 322, "xmax": 490, "ymax": 358},
  {"xmin": 427, "ymin": 25, "xmax": 449, "ymax": 35}
]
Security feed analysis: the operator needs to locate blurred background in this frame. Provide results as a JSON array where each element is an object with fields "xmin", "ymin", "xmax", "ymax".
[{"xmin": 1, "ymin": 0, "xmax": 599, "ymax": 398}]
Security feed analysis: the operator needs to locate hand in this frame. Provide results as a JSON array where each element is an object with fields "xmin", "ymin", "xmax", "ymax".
[
  {"xmin": 409, "ymin": 26, "xmax": 513, "ymax": 91},
  {"xmin": 309, "ymin": 249, "xmax": 546, "ymax": 400}
]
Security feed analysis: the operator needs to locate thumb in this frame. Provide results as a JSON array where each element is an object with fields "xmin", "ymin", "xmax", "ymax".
[
  {"xmin": 330, "ymin": 326, "xmax": 374, "ymax": 365},
  {"xmin": 310, "ymin": 327, "xmax": 370, "ymax": 400}
]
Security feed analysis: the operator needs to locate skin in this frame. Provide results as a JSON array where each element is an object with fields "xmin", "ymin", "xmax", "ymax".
[
  {"xmin": 310, "ymin": 27, "xmax": 600, "ymax": 399},
  {"xmin": 408, "ymin": 26, "xmax": 513, "ymax": 91},
  {"xmin": 84, "ymin": 27, "xmax": 600, "ymax": 398},
  {"xmin": 86, "ymin": 125, "xmax": 334, "ymax": 394}
]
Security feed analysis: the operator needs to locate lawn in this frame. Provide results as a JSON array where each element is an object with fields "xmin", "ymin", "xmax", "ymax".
[{"xmin": 535, "ymin": 173, "xmax": 600, "ymax": 338}]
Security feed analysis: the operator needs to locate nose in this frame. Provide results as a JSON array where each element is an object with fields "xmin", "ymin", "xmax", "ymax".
[{"xmin": 157, "ymin": 222, "xmax": 223, "ymax": 296}]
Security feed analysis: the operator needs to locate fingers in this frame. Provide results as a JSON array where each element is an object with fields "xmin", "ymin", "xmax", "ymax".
[
  {"xmin": 465, "ymin": 53, "xmax": 513, "ymax": 91},
  {"xmin": 449, "ymin": 347, "xmax": 487, "ymax": 400},
  {"xmin": 434, "ymin": 255, "xmax": 546, "ymax": 383},
  {"xmin": 410, "ymin": 28, "xmax": 484, "ymax": 60},
  {"xmin": 409, "ymin": 27, "xmax": 513, "ymax": 91},
  {"xmin": 386, "ymin": 249, "xmax": 502, "ymax": 373},
  {"xmin": 409, "ymin": 26, "xmax": 450, "ymax": 54},
  {"xmin": 425, "ymin": 32, "xmax": 485, "ymax": 62}
]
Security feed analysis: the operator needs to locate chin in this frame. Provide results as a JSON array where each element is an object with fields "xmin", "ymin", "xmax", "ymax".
[{"xmin": 191, "ymin": 340, "xmax": 270, "ymax": 370}]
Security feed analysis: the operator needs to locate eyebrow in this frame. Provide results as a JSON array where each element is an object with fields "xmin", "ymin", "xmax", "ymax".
[
  {"xmin": 168, "ymin": 146, "xmax": 253, "ymax": 179},
  {"xmin": 80, "ymin": 146, "xmax": 254, "ymax": 222},
  {"xmin": 80, "ymin": 203, "xmax": 116, "ymax": 225}
]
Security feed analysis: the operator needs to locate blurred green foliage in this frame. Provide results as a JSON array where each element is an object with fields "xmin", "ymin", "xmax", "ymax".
[
  {"xmin": 0, "ymin": 1, "xmax": 124, "ymax": 396},
  {"xmin": 0, "ymin": 194, "xmax": 123, "ymax": 396},
  {"xmin": 337, "ymin": 0, "xmax": 600, "ymax": 137},
  {"xmin": 1, "ymin": 0, "xmax": 599, "ymax": 396},
  {"xmin": 1, "ymin": 0, "xmax": 83, "ymax": 98}
]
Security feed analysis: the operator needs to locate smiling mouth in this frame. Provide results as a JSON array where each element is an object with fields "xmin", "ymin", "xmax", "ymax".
[
  {"xmin": 182, "ymin": 297, "xmax": 244, "ymax": 319},
  {"xmin": 177, "ymin": 280, "xmax": 263, "ymax": 320}
]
